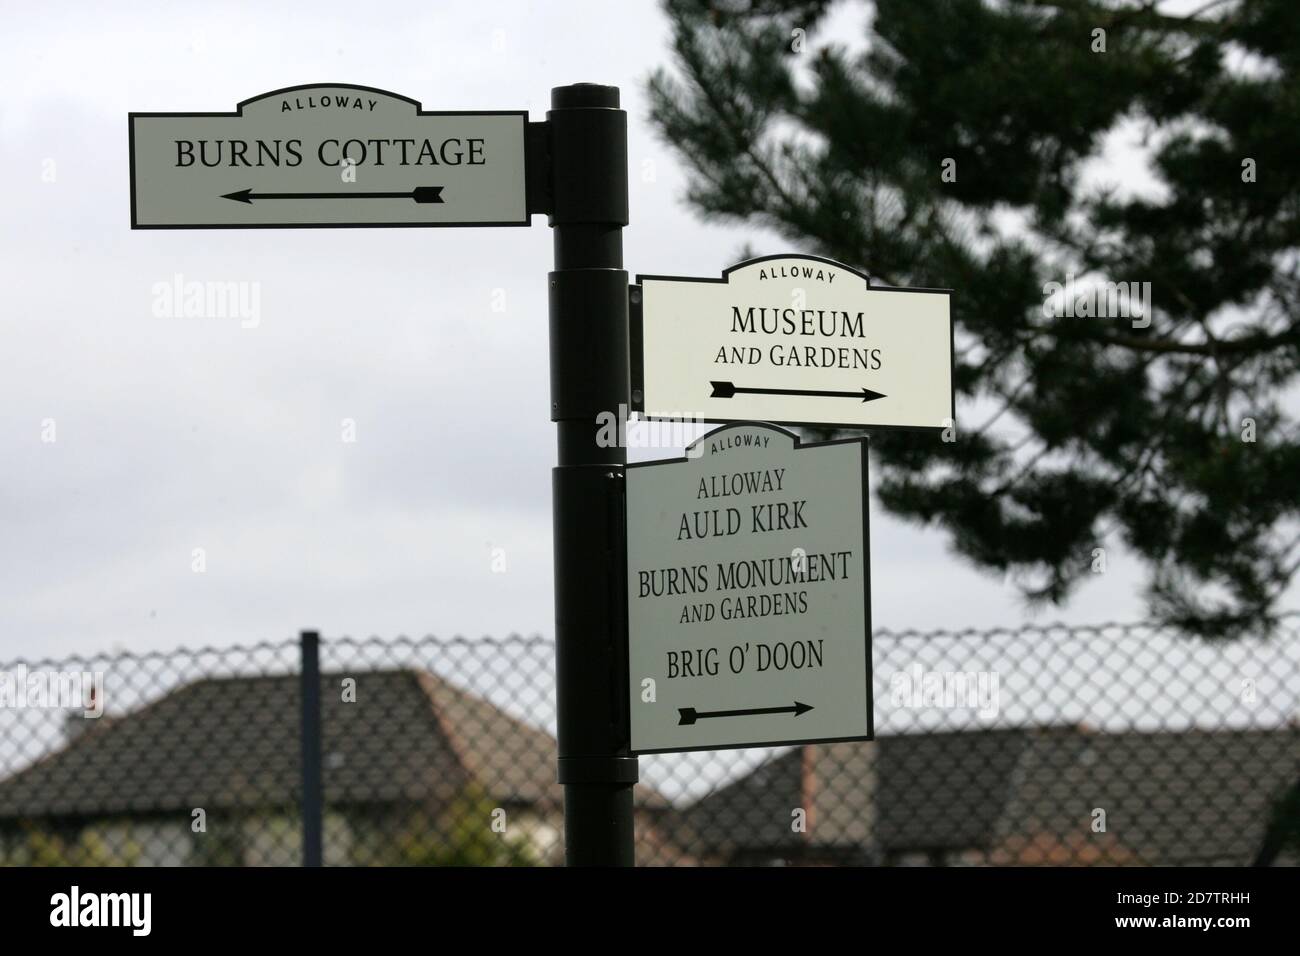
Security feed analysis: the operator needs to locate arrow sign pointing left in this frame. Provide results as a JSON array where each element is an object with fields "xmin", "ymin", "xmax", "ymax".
[
  {"xmin": 221, "ymin": 186, "xmax": 444, "ymax": 205},
  {"xmin": 678, "ymin": 702, "xmax": 813, "ymax": 725},
  {"xmin": 129, "ymin": 84, "xmax": 527, "ymax": 228}
]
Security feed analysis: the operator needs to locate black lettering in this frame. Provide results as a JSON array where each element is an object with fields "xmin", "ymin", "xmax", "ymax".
[
  {"xmin": 439, "ymin": 138, "xmax": 464, "ymax": 165},
  {"xmin": 255, "ymin": 140, "xmax": 280, "ymax": 167},
  {"xmin": 731, "ymin": 306, "xmax": 756, "ymax": 333},
  {"xmin": 199, "ymin": 140, "xmax": 223, "ymax": 167}
]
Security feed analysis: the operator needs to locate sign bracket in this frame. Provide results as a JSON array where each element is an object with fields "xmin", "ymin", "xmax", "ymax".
[
  {"xmin": 628, "ymin": 283, "xmax": 645, "ymax": 414},
  {"xmin": 525, "ymin": 120, "xmax": 553, "ymax": 217}
]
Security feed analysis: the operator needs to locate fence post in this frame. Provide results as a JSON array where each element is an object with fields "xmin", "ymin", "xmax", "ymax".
[{"xmin": 299, "ymin": 629, "xmax": 323, "ymax": 867}]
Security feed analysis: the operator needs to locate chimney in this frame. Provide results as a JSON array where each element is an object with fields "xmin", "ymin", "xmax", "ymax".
[
  {"xmin": 64, "ymin": 684, "xmax": 98, "ymax": 743},
  {"xmin": 800, "ymin": 744, "xmax": 818, "ymax": 841}
]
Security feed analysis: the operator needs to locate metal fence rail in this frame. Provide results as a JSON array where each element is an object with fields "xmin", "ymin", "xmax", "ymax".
[{"xmin": 0, "ymin": 618, "xmax": 1296, "ymax": 866}]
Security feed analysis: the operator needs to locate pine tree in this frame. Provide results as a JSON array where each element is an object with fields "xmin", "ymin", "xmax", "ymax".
[{"xmin": 649, "ymin": 0, "xmax": 1300, "ymax": 637}]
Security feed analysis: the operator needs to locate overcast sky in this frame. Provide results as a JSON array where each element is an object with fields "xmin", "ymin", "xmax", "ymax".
[{"xmin": 1, "ymin": 0, "xmax": 1251, "ymax": 664}]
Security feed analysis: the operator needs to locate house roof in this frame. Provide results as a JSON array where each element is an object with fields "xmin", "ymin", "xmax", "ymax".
[
  {"xmin": 0, "ymin": 668, "xmax": 666, "ymax": 820},
  {"xmin": 676, "ymin": 729, "xmax": 1032, "ymax": 860},
  {"xmin": 990, "ymin": 727, "xmax": 1300, "ymax": 865},
  {"xmin": 678, "ymin": 725, "xmax": 1299, "ymax": 865},
  {"xmin": 676, "ymin": 741, "xmax": 877, "ymax": 861},
  {"xmin": 874, "ymin": 727, "xmax": 1036, "ymax": 853}
]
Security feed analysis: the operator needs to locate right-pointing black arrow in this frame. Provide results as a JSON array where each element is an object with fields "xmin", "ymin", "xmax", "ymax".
[
  {"xmin": 710, "ymin": 381, "xmax": 886, "ymax": 403},
  {"xmin": 678, "ymin": 701, "xmax": 813, "ymax": 725}
]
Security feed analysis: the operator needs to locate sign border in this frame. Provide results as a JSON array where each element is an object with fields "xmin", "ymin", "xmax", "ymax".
[
  {"xmin": 631, "ymin": 253, "xmax": 955, "ymax": 433},
  {"xmin": 625, "ymin": 421, "xmax": 873, "ymax": 756},
  {"xmin": 128, "ymin": 83, "xmax": 531, "ymax": 230}
]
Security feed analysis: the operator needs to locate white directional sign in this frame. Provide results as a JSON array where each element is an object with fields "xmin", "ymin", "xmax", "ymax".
[
  {"xmin": 626, "ymin": 423, "xmax": 872, "ymax": 754},
  {"xmin": 129, "ymin": 84, "xmax": 527, "ymax": 228},
  {"xmin": 634, "ymin": 255, "xmax": 953, "ymax": 431}
]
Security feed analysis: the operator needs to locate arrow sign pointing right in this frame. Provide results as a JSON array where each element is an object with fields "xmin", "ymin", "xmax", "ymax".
[
  {"xmin": 221, "ymin": 186, "xmax": 445, "ymax": 204},
  {"xmin": 635, "ymin": 256, "xmax": 952, "ymax": 430},
  {"xmin": 710, "ymin": 381, "xmax": 886, "ymax": 403},
  {"xmin": 678, "ymin": 701, "xmax": 814, "ymax": 725}
]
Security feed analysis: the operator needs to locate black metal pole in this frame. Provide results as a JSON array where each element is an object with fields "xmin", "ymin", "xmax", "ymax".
[
  {"xmin": 299, "ymin": 629, "xmax": 323, "ymax": 867},
  {"xmin": 547, "ymin": 83, "xmax": 638, "ymax": 866}
]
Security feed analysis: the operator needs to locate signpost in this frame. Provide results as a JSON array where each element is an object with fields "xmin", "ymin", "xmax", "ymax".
[
  {"xmin": 129, "ymin": 84, "xmax": 528, "ymax": 228},
  {"xmin": 626, "ymin": 423, "xmax": 871, "ymax": 754},
  {"xmin": 632, "ymin": 255, "xmax": 953, "ymax": 430},
  {"xmin": 128, "ymin": 81, "xmax": 955, "ymax": 867}
]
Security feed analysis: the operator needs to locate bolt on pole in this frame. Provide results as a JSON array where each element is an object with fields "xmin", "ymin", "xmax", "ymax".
[{"xmin": 546, "ymin": 83, "xmax": 638, "ymax": 866}]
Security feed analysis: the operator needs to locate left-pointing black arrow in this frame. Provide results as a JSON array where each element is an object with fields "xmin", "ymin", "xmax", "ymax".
[
  {"xmin": 711, "ymin": 380, "xmax": 886, "ymax": 403},
  {"xmin": 221, "ymin": 186, "xmax": 445, "ymax": 204},
  {"xmin": 678, "ymin": 701, "xmax": 813, "ymax": 725}
]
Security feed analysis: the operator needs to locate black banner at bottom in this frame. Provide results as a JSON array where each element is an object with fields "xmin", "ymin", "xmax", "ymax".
[{"xmin": 0, "ymin": 865, "xmax": 1287, "ymax": 942}]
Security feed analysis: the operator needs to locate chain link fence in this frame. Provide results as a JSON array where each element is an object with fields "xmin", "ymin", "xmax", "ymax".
[{"xmin": 1, "ymin": 617, "xmax": 1297, "ymax": 866}]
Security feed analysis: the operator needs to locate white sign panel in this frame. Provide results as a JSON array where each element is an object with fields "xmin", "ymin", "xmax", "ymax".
[
  {"xmin": 130, "ymin": 84, "xmax": 528, "ymax": 228},
  {"xmin": 626, "ymin": 423, "xmax": 872, "ymax": 754},
  {"xmin": 636, "ymin": 255, "xmax": 953, "ymax": 430}
]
